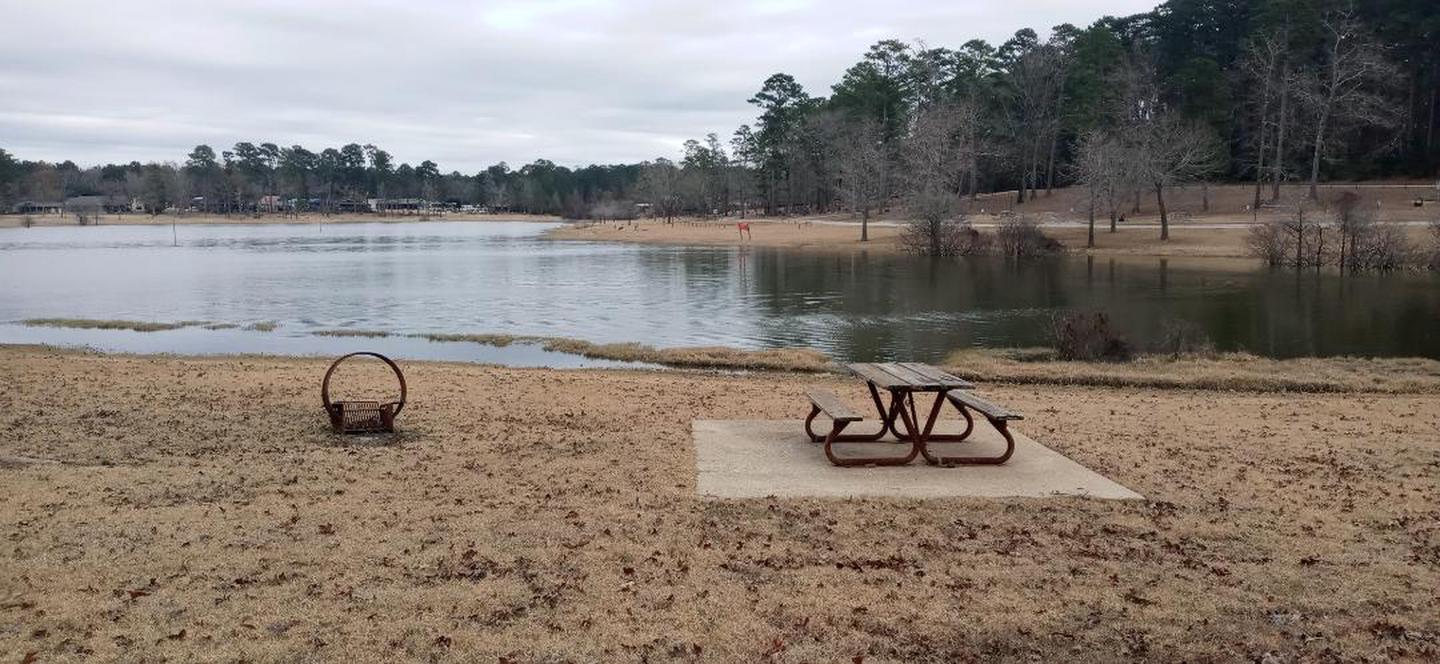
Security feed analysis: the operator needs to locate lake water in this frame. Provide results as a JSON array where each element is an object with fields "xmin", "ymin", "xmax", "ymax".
[{"xmin": 1, "ymin": 221, "xmax": 1437, "ymax": 363}]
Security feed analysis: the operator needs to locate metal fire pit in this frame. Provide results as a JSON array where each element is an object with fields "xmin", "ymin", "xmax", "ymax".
[{"xmin": 322, "ymin": 352, "xmax": 407, "ymax": 434}]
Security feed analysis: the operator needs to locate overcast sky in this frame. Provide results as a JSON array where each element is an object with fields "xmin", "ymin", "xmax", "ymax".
[{"xmin": 0, "ymin": 0, "xmax": 1157, "ymax": 172}]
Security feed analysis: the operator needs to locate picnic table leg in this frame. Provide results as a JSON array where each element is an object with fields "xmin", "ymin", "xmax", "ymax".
[
  {"xmin": 811, "ymin": 405, "xmax": 920, "ymax": 467},
  {"xmin": 925, "ymin": 404, "xmax": 1017, "ymax": 466},
  {"xmin": 889, "ymin": 390, "xmax": 946, "ymax": 465},
  {"xmin": 920, "ymin": 395, "xmax": 975, "ymax": 443}
]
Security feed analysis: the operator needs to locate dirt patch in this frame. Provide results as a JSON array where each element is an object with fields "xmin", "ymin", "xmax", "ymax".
[{"xmin": 1, "ymin": 346, "xmax": 1436, "ymax": 661}]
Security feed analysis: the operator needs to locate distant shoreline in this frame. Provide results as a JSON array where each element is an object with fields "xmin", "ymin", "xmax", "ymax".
[{"xmin": 0, "ymin": 211, "xmax": 563, "ymax": 229}]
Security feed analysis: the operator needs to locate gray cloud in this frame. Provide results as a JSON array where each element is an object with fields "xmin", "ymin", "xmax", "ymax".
[{"xmin": 0, "ymin": 0, "xmax": 1155, "ymax": 171}]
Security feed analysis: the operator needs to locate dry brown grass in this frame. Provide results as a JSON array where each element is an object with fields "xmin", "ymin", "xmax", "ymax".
[
  {"xmin": 314, "ymin": 329, "xmax": 392, "ymax": 338},
  {"xmin": 20, "ymin": 318, "xmax": 196, "ymax": 332},
  {"xmin": 944, "ymin": 348, "xmax": 1440, "ymax": 394},
  {"xmin": 418, "ymin": 332, "xmax": 525, "ymax": 347},
  {"xmin": 419, "ymin": 333, "xmax": 834, "ymax": 372},
  {"xmin": 538, "ymin": 338, "xmax": 832, "ymax": 372},
  {"xmin": 0, "ymin": 346, "xmax": 1436, "ymax": 662}
]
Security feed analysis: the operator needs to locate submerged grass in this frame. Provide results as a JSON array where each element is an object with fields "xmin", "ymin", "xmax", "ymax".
[
  {"xmin": 314, "ymin": 329, "xmax": 392, "ymax": 338},
  {"xmin": 943, "ymin": 348, "xmax": 1440, "ymax": 394},
  {"xmin": 415, "ymin": 332, "xmax": 833, "ymax": 371},
  {"xmin": 21, "ymin": 318, "xmax": 195, "ymax": 332},
  {"xmin": 539, "ymin": 338, "xmax": 833, "ymax": 372},
  {"xmin": 417, "ymin": 332, "xmax": 522, "ymax": 347},
  {"xmin": 244, "ymin": 321, "xmax": 277, "ymax": 332}
]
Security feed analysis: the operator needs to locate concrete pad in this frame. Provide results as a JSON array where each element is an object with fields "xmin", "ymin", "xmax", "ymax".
[{"xmin": 693, "ymin": 420, "xmax": 1143, "ymax": 500}]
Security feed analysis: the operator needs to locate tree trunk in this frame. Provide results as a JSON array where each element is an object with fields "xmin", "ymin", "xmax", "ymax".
[
  {"xmin": 1155, "ymin": 183, "xmax": 1169, "ymax": 241},
  {"xmin": 1308, "ymin": 104, "xmax": 1332, "ymax": 201},
  {"xmin": 861, "ymin": 206, "xmax": 869, "ymax": 242},
  {"xmin": 1427, "ymin": 70, "xmax": 1437, "ymax": 158},
  {"xmin": 1044, "ymin": 128, "xmax": 1059, "ymax": 196},
  {"xmin": 1272, "ymin": 71, "xmax": 1289, "ymax": 201},
  {"xmin": 1253, "ymin": 88, "xmax": 1269, "ymax": 211},
  {"xmin": 1087, "ymin": 187, "xmax": 1096, "ymax": 248},
  {"xmin": 968, "ymin": 151, "xmax": 979, "ymax": 200}
]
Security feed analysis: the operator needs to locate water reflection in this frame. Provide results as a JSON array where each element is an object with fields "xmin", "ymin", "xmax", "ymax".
[{"xmin": 0, "ymin": 221, "xmax": 1435, "ymax": 361}]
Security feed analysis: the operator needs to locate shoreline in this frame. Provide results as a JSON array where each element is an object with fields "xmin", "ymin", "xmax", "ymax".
[
  {"xmin": 4, "ymin": 332, "xmax": 1437, "ymax": 393},
  {"xmin": 0, "ymin": 212, "xmax": 562, "ymax": 229},
  {"xmin": 543, "ymin": 216, "xmax": 1272, "ymax": 260}
]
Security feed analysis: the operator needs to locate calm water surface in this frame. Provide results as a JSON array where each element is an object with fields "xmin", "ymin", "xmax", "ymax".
[{"xmin": 1, "ymin": 221, "xmax": 1436, "ymax": 362}]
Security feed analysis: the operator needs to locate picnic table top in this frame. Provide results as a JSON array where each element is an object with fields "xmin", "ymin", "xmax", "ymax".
[{"xmin": 845, "ymin": 362, "xmax": 975, "ymax": 391}]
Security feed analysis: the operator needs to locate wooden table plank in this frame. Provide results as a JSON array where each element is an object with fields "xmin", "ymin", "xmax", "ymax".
[
  {"xmin": 875, "ymin": 362, "xmax": 936, "ymax": 386},
  {"xmin": 848, "ymin": 362, "xmax": 972, "ymax": 391},
  {"xmin": 898, "ymin": 362, "xmax": 975, "ymax": 389},
  {"xmin": 847, "ymin": 363, "xmax": 911, "ymax": 389}
]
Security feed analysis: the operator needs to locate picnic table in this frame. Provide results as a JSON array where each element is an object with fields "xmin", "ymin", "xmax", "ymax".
[{"xmin": 804, "ymin": 362, "xmax": 1023, "ymax": 467}]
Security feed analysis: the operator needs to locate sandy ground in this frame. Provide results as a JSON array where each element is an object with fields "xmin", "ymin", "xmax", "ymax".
[
  {"xmin": 549, "ymin": 218, "xmax": 1276, "ymax": 259},
  {"xmin": 2, "ymin": 346, "xmax": 1437, "ymax": 661},
  {"xmin": 0, "ymin": 212, "xmax": 561, "ymax": 229},
  {"xmin": 550, "ymin": 182, "xmax": 1440, "ymax": 259}
]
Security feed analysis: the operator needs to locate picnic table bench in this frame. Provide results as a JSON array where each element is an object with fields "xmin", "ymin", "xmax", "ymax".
[{"xmin": 805, "ymin": 362, "xmax": 1022, "ymax": 467}]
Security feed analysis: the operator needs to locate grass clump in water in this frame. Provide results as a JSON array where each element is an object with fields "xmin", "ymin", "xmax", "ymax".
[
  {"xmin": 244, "ymin": 321, "xmax": 278, "ymax": 332},
  {"xmin": 418, "ymin": 333, "xmax": 522, "ymax": 347},
  {"xmin": 315, "ymin": 329, "xmax": 392, "ymax": 338},
  {"xmin": 416, "ymin": 332, "xmax": 832, "ymax": 371},
  {"xmin": 540, "ymin": 338, "xmax": 832, "ymax": 372},
  {"xmin": 22, "ymin": 318, "xmax": 192, "ymax": 332}
]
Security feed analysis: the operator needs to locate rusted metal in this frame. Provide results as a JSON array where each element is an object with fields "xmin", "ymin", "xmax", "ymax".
[
  {"xmin": 321, "ymin": 352, "xmax": 407, "ymax": 434},
  {"xmin": 806, "ymin": 402, "xmax": 918, "ymax": 467},
  {"xmin": 923, "ymin": 393, "xmax": 1023, "ymax": 466}
]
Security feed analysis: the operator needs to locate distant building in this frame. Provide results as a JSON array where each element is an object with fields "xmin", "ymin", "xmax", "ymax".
[
  {"xmin": 257, "ymin": 195, "xmax": 283, "ymax": 213},
  {"xmin": 11, "ymin": 200, "xmax": 63, "ymax": 215},
  {"xmin": 368, "ymin": 198, "xmax": 425, "ymax": 213}
]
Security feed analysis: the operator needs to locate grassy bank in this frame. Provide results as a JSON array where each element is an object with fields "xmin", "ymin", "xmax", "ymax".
[
  {"xmin": 1, "ymin": 346, "xmax": 1435, "ymax": 661},
  {"xmin": 943, "ymin": 348, "xmax": 1440, "ymax": 394}
]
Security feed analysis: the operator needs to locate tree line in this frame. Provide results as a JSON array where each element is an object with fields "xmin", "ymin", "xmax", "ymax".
[{"xmin": 1, "ymin": 0, "xmax": 1436, "ymax": 234}]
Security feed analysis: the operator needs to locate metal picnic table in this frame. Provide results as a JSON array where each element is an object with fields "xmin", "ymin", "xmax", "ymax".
[{"xmin": 804, "ymin": 362, "xmax": 1021, "ymax": 467}]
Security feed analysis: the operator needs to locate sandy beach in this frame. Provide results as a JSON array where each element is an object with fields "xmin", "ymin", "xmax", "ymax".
[{"xmin": 2, "ymin": 345, "xmax": 1436, "ymax": 661}]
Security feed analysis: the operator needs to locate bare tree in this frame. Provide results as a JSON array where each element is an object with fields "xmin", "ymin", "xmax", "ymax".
[
  {"xmin": 1132, "ymin": 116, "xmax": 1222, "ymax": 240},
  {"xmin": 636, "ymin": 159, "xmax": 684, "ymax": 223},
  {"xmin": 1241, "ymin": 29, "xmax": 1288, "ymax": 210},
  {"xmin": 1301, "ymin": 13, "xmax": 1396, "ymax": 200},
  {"xmin": 834, "ymin": 119, "xmax": 887, "ymax": 241},
  {"xmin": 1005, "ymin": 44, "xmax": 1065, "ymax": 203},
  {"xmin": 1072, "ymin": 129, "xmax": 1125, "ymax": 247}
]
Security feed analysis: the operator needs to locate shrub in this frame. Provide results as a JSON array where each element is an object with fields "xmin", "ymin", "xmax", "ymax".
[
  {"xmin": 995, "ymin": 218, "xmax": 1061, "ymax": 257},
  {"xmin": 899, "ymin": 189, "xmax": 967, "ymax": 256},
  {"xmin": 1247, "ymin": 219, "xmax": 1291, "ymax": 266},
  {"xmin": 1351, "ymin": 223, "xmax": 1414, "ymax": 272},
  {"xmin": 1153, "ymin": 319, "xmax": 1215, "ymax": 357},
  {"xmin": 1429, "ymin": 219, "xmax": 1440, "ymax": 271},
  {"xmin": 21, "ymin": 215, "xmax": 34, "ymax": 228},
  {"xmin": 1053, "ymin": 312, "xmax": 1133, "ymax": 362}
]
